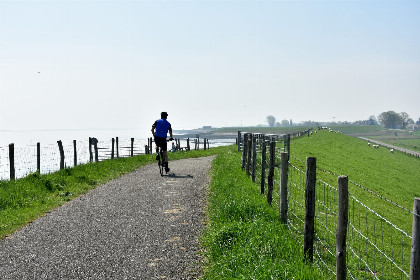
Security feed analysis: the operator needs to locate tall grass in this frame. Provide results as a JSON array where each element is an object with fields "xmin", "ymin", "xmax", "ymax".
[{"xmin": 201, "ymin": 147, "xmax": 322, "ymax": 279}]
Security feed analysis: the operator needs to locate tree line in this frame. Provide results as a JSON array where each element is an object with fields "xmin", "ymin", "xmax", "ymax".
[{"xmin": 266, "ymin": 111, "xmax": 419, "ymax": 129}]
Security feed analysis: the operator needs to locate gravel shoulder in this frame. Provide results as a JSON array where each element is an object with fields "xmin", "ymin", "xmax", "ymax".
[{"xmin": 0, "ymin": 156, "xmax": 215, "ymax": 280}]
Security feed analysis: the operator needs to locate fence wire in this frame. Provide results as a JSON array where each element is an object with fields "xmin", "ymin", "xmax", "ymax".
[{"xmin": 0, "ymin": 138, "xmax": 147, "ymax": 180}]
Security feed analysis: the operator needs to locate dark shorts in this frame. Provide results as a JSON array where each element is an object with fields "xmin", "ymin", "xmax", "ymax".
[{"xmin": 154, "ymin": 136, "xmax": 168, "ymax": 151}]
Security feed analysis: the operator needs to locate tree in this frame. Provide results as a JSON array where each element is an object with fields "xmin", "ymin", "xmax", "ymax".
[
  {"xmin": 266, "ymin": 115, "xmax": 276, "ymax": 127},
  {"xmin": 416, "ymin": 118, "xmax": 420, "ymax": 125},
  {"xmin": 368, "ymin": 115, "xmax": 378, "ymax": 125},
  {"xmin": 378, "ymin": 111, "xmax": 403, "ymax": 129},
  {"xmin": 281, "ymin": 119, "xmax": 290, "ymax": 127},
  {"xmin": 400, "ymin": 112, "xmax": 412, "ymax": 128}
]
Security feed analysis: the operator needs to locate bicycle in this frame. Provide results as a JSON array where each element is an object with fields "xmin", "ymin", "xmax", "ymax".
[{"xmin": 156, "ymin": 139, "xmax": 172, "ymax": 176}]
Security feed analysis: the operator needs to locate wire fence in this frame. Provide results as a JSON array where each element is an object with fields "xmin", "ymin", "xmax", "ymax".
[
  {"xmin": 1, "ymin": 136, "xmax": 235, "ymax": 181},
  {"xmin": 239, "ymin": 131, "xmax": 417, "ymax": 280}
]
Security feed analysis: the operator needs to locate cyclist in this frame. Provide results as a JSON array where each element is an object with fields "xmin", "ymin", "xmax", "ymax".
[{"xmin": 151, "ymin": 112, "xmax": 174, "ymax": 173}]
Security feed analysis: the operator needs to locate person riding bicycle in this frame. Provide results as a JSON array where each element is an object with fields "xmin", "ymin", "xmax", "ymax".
[{"xmin": 151, "ymin": 112, "xmax": 174, "ymax": 173}]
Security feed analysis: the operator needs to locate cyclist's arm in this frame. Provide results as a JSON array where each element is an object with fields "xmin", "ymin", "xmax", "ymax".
[
  {"xmin": 151, "ymin": 121, "xmax": 157, "ymax": 137},
  {"xmin": 168, "ymin": 124, "xmax": 173, "ymax": 140}
]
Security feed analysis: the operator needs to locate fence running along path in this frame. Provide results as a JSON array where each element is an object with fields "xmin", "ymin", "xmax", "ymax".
[
  {"xmin": 0, "ymin": 136, "xmax": 214, "ymax": 181},
  {"xmin": 238, "ymin": 131, "xmax": 420, "ymax": 280}
]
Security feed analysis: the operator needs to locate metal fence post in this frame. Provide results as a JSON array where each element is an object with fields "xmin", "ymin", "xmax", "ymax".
[
  {"xmin": 304, "ymin": 157, "xmax": 316, "ymax": 262},
  {"xmin": 336, "ymin": 175, "xmax": 349, "ymax": 280}
]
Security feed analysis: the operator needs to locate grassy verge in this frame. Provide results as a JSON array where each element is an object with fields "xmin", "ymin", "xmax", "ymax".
[
  {"xmin": 0, "ymin": 146, "xmax": 228, "ymax": 239},
  {"xmin": 201, "ymin": 146, "xmax": 322, "ymax": 279}
]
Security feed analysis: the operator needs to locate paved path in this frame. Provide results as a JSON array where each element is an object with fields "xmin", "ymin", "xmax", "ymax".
[
  {"xmin": 359, "ymin": 137, "xmax": 420, "ymax": 158},
  {"xmin": 0, "ymin": 156, "xmax": 215, "ymax": 280}
]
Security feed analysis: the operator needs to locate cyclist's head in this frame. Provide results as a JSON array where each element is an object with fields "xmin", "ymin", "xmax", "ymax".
[{"xmin": 161, "ymin": 112, "xmax": 168, "ymax": 119}]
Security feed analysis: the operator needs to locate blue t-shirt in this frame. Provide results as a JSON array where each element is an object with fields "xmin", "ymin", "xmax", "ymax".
[{"xmin": 153, "ymin": 119, "xmax": 172, "ymax": 138}]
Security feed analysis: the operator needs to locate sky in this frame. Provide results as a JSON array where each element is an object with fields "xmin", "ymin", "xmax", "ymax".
[{"xmin": 0, "ymin": 0, "xmax": 419, "ymax": 132}]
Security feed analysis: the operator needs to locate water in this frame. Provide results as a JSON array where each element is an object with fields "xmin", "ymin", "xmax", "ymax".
[{"xmin": 0, "ymin": 129, "xmax": 236, "ymax": 180}]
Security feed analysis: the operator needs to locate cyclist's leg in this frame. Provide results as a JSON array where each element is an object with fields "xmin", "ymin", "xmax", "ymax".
[
  {"xmin": 154, "ymin": 137, "xmax": 164, "ymax": 160},
  {"xmin": 160, "ymin": 141, "xmax": 170, "ymax": 172}
]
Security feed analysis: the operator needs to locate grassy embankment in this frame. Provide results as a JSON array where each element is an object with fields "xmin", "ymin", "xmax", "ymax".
[
  {"xmin": 289, "ymin": 129, "xmax": 420, "ymax": 277},
  {"xmin": 291, "ymin": 129, "xmax": 420, "ymax": 231}
]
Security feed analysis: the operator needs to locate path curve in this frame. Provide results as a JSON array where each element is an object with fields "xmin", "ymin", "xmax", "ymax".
[{"xmin": 0, "ymin": 156, "xmax": 215, "ymax": 280}]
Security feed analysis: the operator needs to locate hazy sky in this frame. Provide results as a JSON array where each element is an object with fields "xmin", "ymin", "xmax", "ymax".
[{"xmin": 0, "ymin": 0, "xmax": 419, "ymax": 131}]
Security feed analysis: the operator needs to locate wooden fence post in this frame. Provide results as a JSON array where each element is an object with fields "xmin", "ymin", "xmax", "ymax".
[
  {"xmin": 267, "ymin": 140, "xmax": 276, "ymax": 205},
  {"xmin": 73, "ymin": 140, "xmax": 77, "ymax": 167},
  {"xmin": 37, "ymin": 142, "xmax": 41, "ymax": 172},
  {"xmin": 246, "ymin": 136, "xmax": 252, "ymax": 177},
  {"xmin": 204, "ymin": 138, "xmax": 207, "ymax": 150},
  {"xmin": 89, "ymin": 137, "xmax": 93, "ymax": 162},
  {"xmin": 242, "ymin": 133, "xmax": 248, "ymax": 170},
  {"xmin": 111, "ymin": 138, "xmax": 115, "ymax": 159},
  {"xmin": 131, "ymin": 138, "xmax": 134, "ymax": 157},
  {"xmin": 286, "ymin": 134, "xmax": 291, "ymax": 160},
  {"xmin": 238, "ymin": 131, "xmax": 241, "ymax": 152},
  {"xmin": 304, "ymin": 157, "xmax": 316, "ymax": 262},
  {"xmin": 336, "ymin": 175, "xmax": 349, "ymax": 280},
  {"xmin": 252, "ymin": 135, "xmax": 257, "ymax": 182},
  {"xmin": 116, "ymin": 137, "xmax": 119, "ymax": 158},
  {"xmin": 410, "ymin": 198, "xmax": 420, "ymax": 280},
  {"xmin": 9, "ymin": 143, "xmax": 15, "ymax": 181},
  {"xmin": 280, "ymin": 152, "xmax": 289, "ymax": 224},
  {"xmin": 57, "ymin": 140, "xmax": 65, "ymax": 170},
  {"xmin": 93, "ymin": 139, "xmax": 98, "ymax": 162},
  {"xmin": 260, "ymin": 139, "xmax": 267, "ymax": 194}
]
